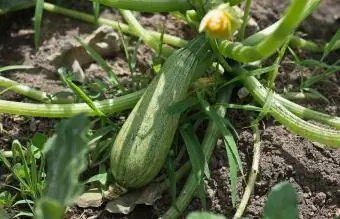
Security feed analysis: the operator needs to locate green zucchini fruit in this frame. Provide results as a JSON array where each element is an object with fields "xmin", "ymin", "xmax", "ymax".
[{"xmin": 110, "ymin": 36, "xmax": 212, "ymax": 189}]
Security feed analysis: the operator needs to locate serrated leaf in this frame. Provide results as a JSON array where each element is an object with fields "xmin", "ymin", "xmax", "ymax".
[
  {"xmin": 263, "ymin": 182, "xmax": 298, "ymax": 219},
  {"xmin": 43, "ymin": 114, "xmax": 90, "ymax": 206}
]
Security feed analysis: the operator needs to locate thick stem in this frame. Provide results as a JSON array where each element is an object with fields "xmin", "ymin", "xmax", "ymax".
[
  {"xmin": 0, "ymin": 89, "xmax": 144, "ymax": 118},
  {"xmin": 241, "ymin": 74, "xmax": 340, "ymax": 147},
  {"xmin": 220, "ymin": 0, "xmax": 319, "ymax": 62},
  {"xmin": 0, "ymin": 76, "xmax": 50, "ymax": 103}
]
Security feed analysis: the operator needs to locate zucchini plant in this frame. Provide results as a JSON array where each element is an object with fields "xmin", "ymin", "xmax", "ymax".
[{"xmin": 0, "ymin": 0, "xmax": 340, "ymax": 218}]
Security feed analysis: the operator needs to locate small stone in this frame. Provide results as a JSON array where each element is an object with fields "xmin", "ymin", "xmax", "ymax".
[
  {"xmin": 314, "ymin": 192, "xmax": 327, "ymax": 205},
  {"xmin": 310, "ymin": 205, "xmax": 317, "ymax": 211}
]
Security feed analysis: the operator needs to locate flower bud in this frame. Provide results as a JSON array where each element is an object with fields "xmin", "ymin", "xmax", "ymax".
[{"xmin": 199, "ymin": 4, "xmax": 242, "ymax": 39}]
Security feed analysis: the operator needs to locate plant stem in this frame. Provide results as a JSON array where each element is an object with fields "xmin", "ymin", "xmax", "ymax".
[
  {"xmin": 43, "ymin": 2, "xmax": 187, "ymax": 48},
  {"xmin": 276, "ymin": 95, "xmax": 340, "ymax": 130},
  {"xmin": 237, "ymin": 0, "xmax": 252, "ymax": 41},
  {"xmin": 162, "ymin": 86, "xmax": 233, "ymax": 219},
  {"xmin": 281, "ymin": 92, "xmax": 327, "ymax": 101},
  {"xmin": 0, "ymin": 76, "xmax": 50, "ymax": 103},
  {"xmin": 233, "ymin": 123, "xmax": 261, "ymax": 219},
  {"xmin": 220, "ymin": 0, "xmax": 313, "ymax": 63},
  {"xmin": 119, "ymin": 10, "xmax": 174, "ymax": 56},
  {"xmin": 92, "ymin": 0, "xmax": 192, "ymax": 12},
  {"xmin": 0, "ymin": 89, "xmax": 144, "ymax": 118},
  {"xmin": 240, "ymin": 73, "xmax": 340, "ymax": 147}
]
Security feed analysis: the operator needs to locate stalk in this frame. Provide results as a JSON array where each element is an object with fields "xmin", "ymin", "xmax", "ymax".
[
  {"xmin": 0, "ymin": 90, "xmax": 143, "ymax": 118},
  {"xmin": 119, "ymin": 10, "xmax": 174, "ymax": 56},
  {"xmin": 92, "ymin": 0, "xmax": 192, "ymax": 12},
  {"xmin": 162, "ymin": 86, "xmax": 233, "ymax": 219},
  {"xmin": 242, "ymin": 0, "xmax": 320, "ymax": 46},
  {"xmin": 43, "ymin": 3, "xmax": 187, "ymax": 48},
  {"xmin": 0, "ymin": 76, "xmax": 50, "ymax": 103},
  {"xmin": 240, "ymin": 74, "xmax": 340, "ymax": 147},
  {"xmin": 220, "ymin": 0, "xmax": 318, "ymax": 62},
  {"xmin": 233, "ymin": 123, "xmax": 261, "ymax": 219},
  {"xmin": 276, "ymin": 95, "xmax": 340, "ymax": 130}
]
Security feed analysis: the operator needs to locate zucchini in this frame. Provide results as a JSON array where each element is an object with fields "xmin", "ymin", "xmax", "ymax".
[{"xmin": 111, "ymin": 36, "xmax": 212, "ymax": 190}]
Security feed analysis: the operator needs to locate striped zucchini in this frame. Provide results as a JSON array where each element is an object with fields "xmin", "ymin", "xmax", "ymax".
[{"xmin": 111, "ymin": 36, "xmax": 212, "ymax": 189}]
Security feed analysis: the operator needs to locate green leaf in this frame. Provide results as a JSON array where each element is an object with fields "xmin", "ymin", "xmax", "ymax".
[
  {"xmin": 323, "ymin": 29, "xmax": 340, "ymax": 60},
  {"xmin": 0, "ymin": 191, "xmax": 12, "ymax": 207},
  {"xmin": 198, "ymin": 93, "xmax": 243, "ymax": 207},
  {"xmin": 0, "ymin": 0, "xmax": 34, "ymax": 14},
  {"xmin": 187, "ymin": 212, "xmax": 226, "ymax": 219},
  {"xmin": 167, "ymin": 97, "xmax": 199, "ymax": 114},
  {"xmin": 35, "ymin": 198, "xmax": 65, "ymax": 219},
  {"xmin": 84, "ymin": 172, "xmax": 108, "ymax": 186},
  {"xmin": 263, "ymin": 182, "xmax": 298, "ymax": 219},
  {"xmin": 31, "ymin": 133, "xmax": 48, "ymax": 150},
  {"xmin": 180, "ymin": 124, "xmax": 209, "ymax": 209},
  {"xmin": 42, "ymin": 114, "xmax": 90, "ymax": 206},
  {"xmin": 166, "ymin": 155, "xmax": 177, "ymax": 207}
]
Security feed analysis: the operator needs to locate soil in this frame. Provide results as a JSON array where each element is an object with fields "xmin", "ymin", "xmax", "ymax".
[{"xmin": 0, "ymin": 0, "xmax": 339, "ymax": 219}]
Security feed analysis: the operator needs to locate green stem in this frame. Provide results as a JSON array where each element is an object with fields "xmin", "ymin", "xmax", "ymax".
[
  {"xmin": 162, "ymin": 86, "xmax": 233, "ymax": 219},
  {"xmin": 242, "ymin": 0, "xmax": 320, "ymax": 46},
  {"xmin": 0, "ymin": 89, "xmax": 144, "ymax": 118},
  {"xmin": 220, "ymin": 0, "xmax": 318, "ymax": 62},
  {"xmin": 237, "ymin": 0, "xmax": 251, "ymax": 41},
  {"xmin": 0, "ymin": 76, "xmax": 50, "ymax": 103},
  {"xmin": 92, "ymin": 0, "xmax": 192, "ymax": 12},
  {"xmin": 119, "ymin": 10, "xmax": 174, "ymax": 56},
  {"xmin": 281, "ymin": 92, "xmax": 326, "ymax": 101},
  {"xmin": 43, "ymin": 2, "xmax": 187, "ymax": 48},
  {"xmin": 240, "ymin": 73, "xmax": 340, "ymax": 147},
  {"xmin": 276, "ymin": 95, "xmax": 340, "ymax": 130}
]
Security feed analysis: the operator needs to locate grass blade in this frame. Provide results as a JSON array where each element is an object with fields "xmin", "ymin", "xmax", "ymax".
[
  {"xmin": 198, "ymin": 93, "xmax": 243, "ymax": 207},
  {"xmin": 322, "ymin": 28, "xmax": 340, "ymax": 60},
  {"xmin": 0, "ymin": 65, "xmax": 34, "ymax": 73},
  {"xmin": 166, "ymin": 155, "xmax": 177, "ymax": 207},
  {"xmin": 92, "ymin": 1, "xmax": 100, "ymax": 24},
  {"xmin": 219, "ymin": 65, "xmax": 276, "ymax": 89},
  {"xmin": 167, "ymin": 97, "xmax": 199, "ymax": 114},
  {"xmin": 34, "ymin": 0, "xmax": 44, "ymax": 49},
  {"xmin": 180, "ymin": 123, "xmax": 209, "ymax": 209}
]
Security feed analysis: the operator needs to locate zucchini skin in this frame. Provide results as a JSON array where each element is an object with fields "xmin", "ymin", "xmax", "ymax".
[{"xmin": 111, "ymin": 36, "xmax": 212, "ymax": 189}]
